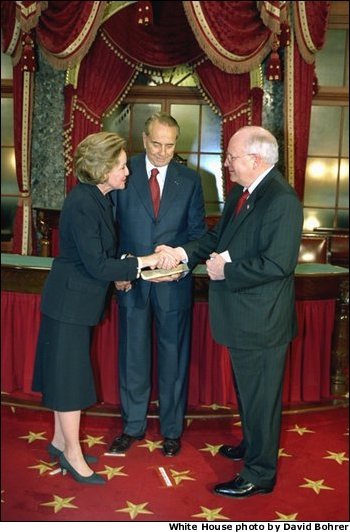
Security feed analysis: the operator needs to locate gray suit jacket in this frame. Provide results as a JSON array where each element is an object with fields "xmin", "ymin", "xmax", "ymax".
[{"xmin": 184, "ymin": 168, "xmax": 304, "ymax": 349}]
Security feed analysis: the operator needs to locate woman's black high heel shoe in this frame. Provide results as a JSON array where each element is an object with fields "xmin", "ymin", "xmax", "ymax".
[
  {"xmin": 59, "ymin": 454, "xmax": 105, "ymax": 485},
  {"xmin": 47, "ymin": 443, "xmax": 98, "ymax": 464}
]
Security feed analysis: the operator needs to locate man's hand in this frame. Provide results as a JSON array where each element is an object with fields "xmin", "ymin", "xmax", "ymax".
[
  {"xmin": 139, "ymin": 251, "xmax": 178, "ymax": 270},
  {"xmin": 154, "ymin": 250, "xmax": 179, "ymax": 270},
  {"xmin": 114, "ymin": 280, "xmax": 132, "ymax": 292},
  {"xmin": 155, "ymin": 245, "xmax": 186, "ymax": 269},
  {"xmin": 206, "ymin": 252, "xmax": 226, "ymax": 280}
]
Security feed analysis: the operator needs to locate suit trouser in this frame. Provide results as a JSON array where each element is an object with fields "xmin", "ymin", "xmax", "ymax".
[
  {"xmin": 118, "ymin": 298, "xmax": 191, "ymax": 439},
  {"xmin": 228, "ymin": 343, "xmax": 288, "ymax": 488}
]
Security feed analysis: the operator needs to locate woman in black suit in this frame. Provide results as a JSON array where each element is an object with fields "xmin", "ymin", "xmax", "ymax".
[{"xmin": 32, "ymin": 132, "xmax": 171, "ymax": 484}]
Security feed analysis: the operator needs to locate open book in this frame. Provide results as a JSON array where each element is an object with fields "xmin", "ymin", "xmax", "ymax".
[{"xmin": 141, "ymin": 263, "xmax": 189, "ymax": 280}]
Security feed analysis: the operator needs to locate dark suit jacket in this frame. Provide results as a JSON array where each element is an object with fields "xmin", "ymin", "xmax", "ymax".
[
  {"xmin": 41, "ymin": 183, "xmax": 138, "ymax": 326},
  {"xmin": 183, "ymin": 168, "xmax": 304, "ymax": 349},
  {"xmin": 112, "ymin": 154, "xmax": 206, "ymax": 311}
]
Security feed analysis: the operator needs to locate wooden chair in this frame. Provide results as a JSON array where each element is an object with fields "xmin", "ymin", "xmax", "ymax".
[
  {"xmin": 329, "ymin": 234, "xmax": 349, "ymax": 267},
  {"xmin": 298, "ymin": 234, "xmax": 329, "ymax": 263}
]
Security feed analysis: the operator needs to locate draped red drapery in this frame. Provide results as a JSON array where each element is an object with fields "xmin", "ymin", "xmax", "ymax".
[
  {"xmin": 195, "ymin": 61, "xmax": 264, "ymax": 194},
  {"xmin": 0, "ymin": 291, "xmax": 335, "ymax": 407},
  {"xmin": 63, "ymin": 42, "xmax": 137, "ymax": 191},
  {"xmin": 1, "ymin": 0, "xmax": 330, "ymax": 252},
  {"xmin": 183, "ymin": 0, "xmax": 281, "ymax": 74},
  {"xmin": 1, "ymin": 0, "xmax": 106, "ymax": 253},
  {"xmin": 63, "ymin": 1, "xmax": 206, "ymax": 189}
]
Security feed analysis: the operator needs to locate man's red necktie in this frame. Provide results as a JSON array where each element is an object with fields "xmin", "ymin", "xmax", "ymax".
[
  {"xmin": 149, "ymin": 168, "xmax": 160, "ymax": 217},
  {"xmin": 234, "ymin": 189, "xmax": 250, "ymax": 217}
]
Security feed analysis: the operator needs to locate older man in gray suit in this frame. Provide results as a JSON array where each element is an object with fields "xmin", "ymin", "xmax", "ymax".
[{"xmin": 157, "ymin": 126, "xmax": 303, "ymax": 497}]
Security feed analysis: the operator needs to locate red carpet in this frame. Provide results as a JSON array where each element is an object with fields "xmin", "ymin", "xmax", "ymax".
[{"xmin": 1, "ymin": 404, "xmax": 349, "ymax": 522}]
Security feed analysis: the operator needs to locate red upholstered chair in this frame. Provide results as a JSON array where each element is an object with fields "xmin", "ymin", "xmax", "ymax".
[{"xmin": 298, "ymin": 234, "xmax": 329, "ymax": 263}]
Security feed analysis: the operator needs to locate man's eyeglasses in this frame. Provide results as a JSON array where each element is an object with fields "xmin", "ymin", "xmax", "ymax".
[{"xmin": 225, "ymin": 153, "xmax": 253, "ymax": 163}]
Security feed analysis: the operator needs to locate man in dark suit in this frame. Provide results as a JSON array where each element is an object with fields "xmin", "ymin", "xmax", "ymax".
[
  {"xmin": 157, "ymin": 126, "xmax": 303, "ymax": 496},
  {"xmin": 109, "ymin": 113, "xmax": 206, "ymax": 457}
]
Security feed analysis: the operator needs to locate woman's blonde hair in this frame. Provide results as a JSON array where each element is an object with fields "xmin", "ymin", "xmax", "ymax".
[{"xmin": 73, "ymin": 132, "xmax": 127, "ymax": 185}]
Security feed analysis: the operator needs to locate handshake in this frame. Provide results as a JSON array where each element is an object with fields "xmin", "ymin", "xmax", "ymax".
[
  {"xmin": 115, "ymin": 245, "xmax": 187, "ymax": 291},
  {"xmin": 147, "ymin": 244, "xmax": 186, "ymax": 270}
]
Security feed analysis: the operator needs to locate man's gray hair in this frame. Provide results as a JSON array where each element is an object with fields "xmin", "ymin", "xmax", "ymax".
[{"xmin": 240, "ymin": 126, "xmax": 279, "ymax": 165}]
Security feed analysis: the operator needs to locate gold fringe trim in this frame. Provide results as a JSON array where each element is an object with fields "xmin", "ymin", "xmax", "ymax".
[
  {"xmin": 65, "ymin": 63, "xmax": 80, "ymax": 89},
  {"xmin": 258, "ymin": 1, "xmax": 288, "ymax": 34},
  {"xmin": 36, "ymin": 2, "xmax": 107, "ymax": 70},
  {"xmin": 16, "ymin": 1, "xmax": 48, "ymax": 33},
  {"xmin": 284, "ymin": 22, "xmax": 295, "ymax": 189},
  {"xmin": 250, "ymin": 65, "xmax": 264, "ymax": 89},
  {"xmin": 3, "ymin": 18, "xmax": 21, "ymax": 60},
  {"xmin": 292, "ymin": 2, "xmax": 315, "ymax": 65},
  {"xmin": 183, "ymin": 2, "xmax": 275, "ymax": 74},
  {"xmin": 103, "ymin": 69, "xmax": 140, "ymax": 118},
  {"xmin": 101, "ymin": 1, "xmax": 137, "ymax": 24},
  {"xmin": 192, "ymin": 71, "xmax": 221, "ymax": 117}
]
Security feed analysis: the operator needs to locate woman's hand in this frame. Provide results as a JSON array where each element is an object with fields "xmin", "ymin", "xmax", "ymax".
[
  {"xmin": 139, "ymin": 251, "xmax": 179, "ymax": 270},
  {"xmin": 114, "ymin": 280, "xmax": 132, "ymax": 292}
]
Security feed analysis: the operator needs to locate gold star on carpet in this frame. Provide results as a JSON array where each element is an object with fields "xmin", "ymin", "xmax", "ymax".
[
  {"xmin": 274, "ymin": 512, "xmax": 299, "ymax": 521},
  {"xmin": 278, "ymin": 448, "xmax": 292, "ymax": 458},
  {"xmin": 299, "ymin": 478, "xmax": 334, "ymax": 494},
  {"xmin": 80, "ymin": 435, "xmax": 106, "ymax": 448},
  {"xmin": 186, "ymin": 418, "xmax": 193, "ymax": 427},
  {"xmin": 98, "ymin": 465, "xmax": 128, "ymax": 480},
  {"xmin": 28, "ymin": 460, "xmax": 57, "ymax": 475},
  {"xmin": 40, "ymin": 495, "xmax": 78, "ymax": 513},
  {"xmin": 345, "ymin": 427, "xmax": 349, "ymax": 436},
  {"xmin": 323, "ymin": 451, "xmax": 349, "ymax": 465},
  {"xmin": 138, "ymin": 439, "xmax": 163, "ymax": 452},
  {"xmin": 192, "ymin": 506, "xmax": 230, "ymax": 521},
  {"xmin": 115, "ymin": 501, "xmax": 153, "ymax": 519},
  {"xmin": 170, "ymin": 469, "xmax": 195, "ymax": 485},
  {"xmin": 287, "ymin": 424, "xmax": 315, "ymax": 436},
  {"xmin": 1, "ymin": 490, "xmax": 4, "ymax": 503},
  {"xmin": 233, "ymin": 420, "xmax": 242, "ymax": 427},
  {"xmin": 199, "ymin": 443, "xmax": 222, "ymax": 456},
  {"xmin": 150, "ymin": 399, "xmax": 159, "ymax": 407},
  {"xmin": 19, "ymin": 431, "xmax": 47, "ymax": 443},
  {"xmin": 201, "ymin": 404, "xmax": 231, "ymax": 411}
]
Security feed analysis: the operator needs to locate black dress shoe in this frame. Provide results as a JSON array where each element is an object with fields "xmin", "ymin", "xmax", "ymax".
[
  {"xmin": 163, "ymin": 438, "xmax": 181, "ymax": 457},
  {"xmin": 219, "ymin": 443, "xmax": 245, "ymax": 461},
  {"xmin": 108, "ymin": 433, "xmax": 144, "ymax": 453},
  {"xmin": 214, "ymin": 474, "xmax": 274, "ymax": 498}
]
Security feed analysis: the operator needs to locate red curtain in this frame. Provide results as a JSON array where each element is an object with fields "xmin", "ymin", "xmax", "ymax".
[
  {"xmin": 196, "ymin": 61, "xmax": 263, "ymax": 194},
  {"xmin": 1, "ymin": 0, "xmax": 106, "ymax": 254},
  {"xmin": 285, "ymin": 40, "xmax": 315, "ymax": 200},
  {"xmin": 29, "ymin": 1, "xmax": 106, "ymax": 69},
  {"xmin": 183, "ymin": 0, "xmax": 277, "ymax": 73},
  {"xmin": 105, "ymin": 1, "xmax": 203, "ymax": 67},
  {"xmin": 64, "ymin": 44, "xmax": 136, "ymax": 191},
  {"xmin": 0, "ymin": 1, "xmax": 331, "ymax": 249},
  {"xmin": 1, "ymin": 291, "xmax": 335, "ymax": 407},
  {"xmin": 64, "ymin": 1, "xmax": 205, "ymax": 191},
  {"xmin": 284, "ymin": 1, "xmax": 330, "ymax": 200}
]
